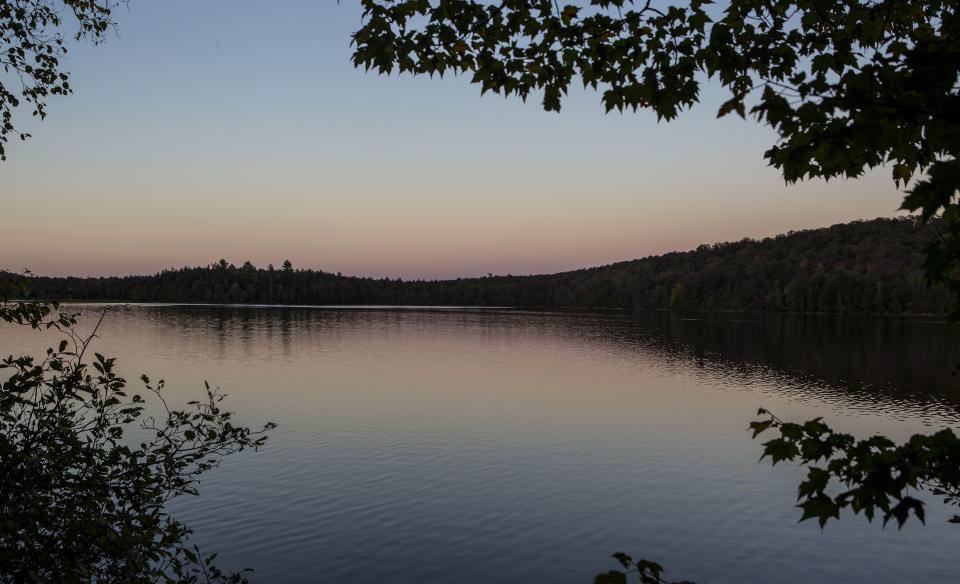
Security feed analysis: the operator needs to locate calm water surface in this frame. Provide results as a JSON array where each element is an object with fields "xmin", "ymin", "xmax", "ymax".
[{"xmin": 3, "ymin": 305, "xmax": 959, "ymax": 583}]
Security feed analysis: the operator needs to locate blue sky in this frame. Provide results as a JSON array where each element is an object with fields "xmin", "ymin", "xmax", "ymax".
[{"xmin": 1, "ymin": 1, "xmax": 905, "ymax": 278}]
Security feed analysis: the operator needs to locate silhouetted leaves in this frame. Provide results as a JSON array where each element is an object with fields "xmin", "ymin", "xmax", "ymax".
[
  {"xmin": 0, "ymin": 280, "xmax": 275, "ymax": 582},
  {"xmin": 0, "ymin": 1, "xmax": 113, "ymax": 159},
  {"xmin": 596, "ymin": 554, "xmax": 695, "ymax": 584},
  {"xmin": 599, "ymin": 405, "xmax": 960, "ymax": 582},
  {"xmin": 751, "ymin": 408, "xmax": 960, "ymax": 530}
]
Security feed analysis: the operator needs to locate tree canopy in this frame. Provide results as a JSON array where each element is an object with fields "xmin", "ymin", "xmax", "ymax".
[
  {"xmin": 0, "ymin": 0, "xmax": 113, "ymax": 160},
  {"xmin": 351, "ymin": 0, "xmax": 960, "ymax": 312}
]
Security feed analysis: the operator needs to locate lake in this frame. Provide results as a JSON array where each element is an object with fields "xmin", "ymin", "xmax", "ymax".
[{"xmin": 2, "ymin": 305, "xmax": 958, "ymax": 582}]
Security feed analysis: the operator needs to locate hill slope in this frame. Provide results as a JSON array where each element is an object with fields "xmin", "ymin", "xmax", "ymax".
[{"xmin": 11, "ymin": 217, "xmax": 952, "ymax": 315}]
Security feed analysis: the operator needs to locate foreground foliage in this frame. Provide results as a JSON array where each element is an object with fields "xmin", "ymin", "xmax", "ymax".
[
  {"xmin": 595, "ymin": 556, "xmax": 694, "ymax": 584},
  {"xmin": 0, "ymin": 282, "xmax": 275, "ymax": 582},
  {"xmin": 595, "ymin": 409, "xmax": 960, "ymax": 583},
  {"xmin": 0, "ymin": 0, "xmax": 113, "ymax": 160},
  {"xmin": 750, "ymin": 408, "xmax": 960, "ymax": 529}
]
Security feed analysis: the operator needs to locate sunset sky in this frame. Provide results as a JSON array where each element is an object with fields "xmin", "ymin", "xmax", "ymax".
[{"xmin": 1, "ymin": 0, "xmax": 906, "ymax": 279}]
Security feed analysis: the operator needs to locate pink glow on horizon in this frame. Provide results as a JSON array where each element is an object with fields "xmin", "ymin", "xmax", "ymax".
[{"xmin": 0, "ymin": 1, "xmax": 909, "ymax": 280}]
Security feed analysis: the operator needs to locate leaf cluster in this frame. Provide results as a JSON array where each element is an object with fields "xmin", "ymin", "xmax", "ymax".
[
  {"xmin": 595, "ymin": 405, "xmax": 960, "ymax": 583},
  {"xmin": 353, "ymin": 0, "xmax": 710, "ymax": 118},
  {"xmin": 0, "ymin": 287, "xmax": 276, "ymax": 582},
  {"xmin": 751, "ymin": 408, "xmax": 960, "ymax": 529},
  {"xmin": 595, "ymin": 553, "xmax": 695, "ymax": 584},
  {"xmin": 0, "ymin": 0, "xmax": 113, "ymax": 159}
]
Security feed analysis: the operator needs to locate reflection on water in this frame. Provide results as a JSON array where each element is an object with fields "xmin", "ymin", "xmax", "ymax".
[{"xmin": 2, "ymin": 306, "xmax": 958, "ymax": 583}]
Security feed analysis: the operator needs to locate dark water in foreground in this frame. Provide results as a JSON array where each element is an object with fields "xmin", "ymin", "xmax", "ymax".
[{"xmin": 3, "ymin": 305, "xmax": 959, "ymax": 583}]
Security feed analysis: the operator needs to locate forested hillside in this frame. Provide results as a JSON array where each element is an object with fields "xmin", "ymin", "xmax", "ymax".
[{"xmin": 11, "ymin": 217, "xmax": 952, "ymax": 314}]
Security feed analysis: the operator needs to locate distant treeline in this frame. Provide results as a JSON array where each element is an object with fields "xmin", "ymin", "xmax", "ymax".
[{"xmin": 9, "ymin": 217, "xmax": 953, "ymax": 315}]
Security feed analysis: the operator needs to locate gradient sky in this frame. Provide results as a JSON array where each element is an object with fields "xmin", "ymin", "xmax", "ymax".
[{"xmin": 0, "ymin": 1, "xmax": 907, "ymax": 279}]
